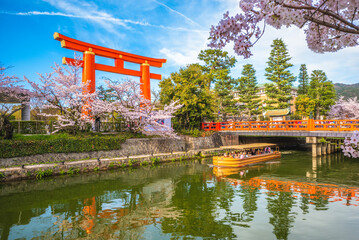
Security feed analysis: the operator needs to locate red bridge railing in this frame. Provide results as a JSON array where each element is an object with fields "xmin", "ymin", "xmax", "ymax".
[{"xmin": 202, "ymin": 119, "xmax": 359, "ymax": 132}]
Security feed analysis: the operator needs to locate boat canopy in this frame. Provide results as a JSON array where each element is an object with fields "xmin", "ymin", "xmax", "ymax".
[{"xmin": 219, "ymin": 143, "xmax": 277, "ymax": 150}]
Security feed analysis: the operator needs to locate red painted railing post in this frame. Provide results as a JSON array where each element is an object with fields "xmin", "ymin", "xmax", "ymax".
[{"xmin": 308, "ymin": 119, "xmax": 314, "ymax": 131}]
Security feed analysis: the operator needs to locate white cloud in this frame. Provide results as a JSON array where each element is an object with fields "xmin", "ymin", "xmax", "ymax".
[{"xmin": 159, "ymin": 48, "xmax": 199, "ymax": 67}]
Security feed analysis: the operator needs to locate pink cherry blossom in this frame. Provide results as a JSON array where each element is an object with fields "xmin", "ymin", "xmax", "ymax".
[
  {"xmin": 0, "ymin": 65, "xmax": 31, "ymax": 137},
  {"xmin": 209, "ymin": 0, "xmax": 359, "ymax": 58},
  {"xmin": 26, "ymin": 56, "xmax": 182, "ymax": 138},
  {"xmin": 328, "ymin": 96, "xmax": 359, "ymax": 119},
  {"xmin": 342, "ymin": 131, "xmax": 359, "ymax": 158},
  {"xmin": 105, "ymin": 79, "xmax": 182, "ymax": 138}
]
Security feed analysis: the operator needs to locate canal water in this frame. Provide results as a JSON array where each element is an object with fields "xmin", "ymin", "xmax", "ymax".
[{"xmin": 1, "ymin": 151, "xmax": 359, "ymax": 240}]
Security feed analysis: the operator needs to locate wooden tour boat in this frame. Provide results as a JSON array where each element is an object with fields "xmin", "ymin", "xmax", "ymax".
[{"xmin": 213, "ymin": 143, "xmax": 281, "ymax": 168}]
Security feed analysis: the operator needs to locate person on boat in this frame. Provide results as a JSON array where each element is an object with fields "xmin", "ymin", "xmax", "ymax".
[
  {"xmin": 268, "ymin": 146, "xmax": 272, "ymax": 153},
  {"xmin": 252, "ymin": 149, "xmax": 256, "ymax": 155},
  {"xmin": 240, "ymin": 152, "xmax": 245, "ymax": 159}
]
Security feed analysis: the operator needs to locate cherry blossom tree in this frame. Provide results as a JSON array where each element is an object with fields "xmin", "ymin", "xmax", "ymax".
[
  {"xmin": 0, "ymin": 65, "xmax": 31, "ymax": 139},
  {"xmin": 328, "ymin": 97, "xmax": 359, "ymax": 158},
  {"xmin": 209, "ymin": 0, "xmax": 359, "ymax": 58},
  {"xmin": 327, "ymin": 96, "xmax": 359, "ymax": 119},
  {"xmin": 342, "ymin": 131, "xmax": 359, "ymax": 158},
  {"xmin": 27, "ymin": 57, "xmax": 182, "ymax": 138},
  {"xmin": 104, "ymin": 79, "xmax": 182, "ymax": 138},
  {"xmin": 25, "ymin": 58, "xmax": 105, "ymax": 134}
]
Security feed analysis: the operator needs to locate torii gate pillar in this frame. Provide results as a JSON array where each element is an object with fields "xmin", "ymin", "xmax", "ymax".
[
  {"xmin": 83, "ymin": 50, "xmax": 96, "ymax": 94},
  {"xmin": 140, "ymin": 62, "xmax": 151, "ymax": 101}
]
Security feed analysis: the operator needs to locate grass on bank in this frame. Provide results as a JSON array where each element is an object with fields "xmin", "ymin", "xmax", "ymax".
[{"xmin": 0, "ymin": 132, "xmax": 147, "ymax": 159}]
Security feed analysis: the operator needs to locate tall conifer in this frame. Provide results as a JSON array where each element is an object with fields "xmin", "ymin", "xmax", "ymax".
[
  {"xmin": 236, "ymin": 64, "xmax": 261, "ymax": 120},
  {"xmin": 297, "ymin": 64, "xmax": 309, "ymax": 95},
  {"xmin": 264, "ymin": 39, "xmax": 295, "ymax": 110}
]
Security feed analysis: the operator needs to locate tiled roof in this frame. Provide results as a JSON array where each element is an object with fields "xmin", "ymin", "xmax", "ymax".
[{"xmin": 264, "ymin": 108, "xmax": 290, "ymax": 116}]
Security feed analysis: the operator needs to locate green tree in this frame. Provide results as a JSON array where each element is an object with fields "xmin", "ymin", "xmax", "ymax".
[
  {"xmin": 236, "ymin": 64, "xmax": 262, "ymax": 120},
  {"xmin": 198, "ymin": 49, "xmax": 236, "ymax": 89},
  {"xmin": 308, "ymin": 70, "xmax": 336, "ymax": 119},
  {"xmin": 264, "ymin": 39, "xmax": 295, "ymax": 110},
  {"xmin": 97, "ymin": 84, "xmax": 116, "ymax": 102},
  {"xmin": 198, "ymin": 49, "xmax": 237, "ymax": 121},
  {"xmin": 297, "ymin": 64, "xmax": 309, "ymax": 95},
  {"xmin": 214, "ymin": 72, "xmax": 237, "ymax": 121},
  {"xmin": 159, "ymin": 64, "xmax": 215, "ymax": 130},
  {"xmin": 295, "ymin": 94, "xmax": 315, "ymax": 119}
]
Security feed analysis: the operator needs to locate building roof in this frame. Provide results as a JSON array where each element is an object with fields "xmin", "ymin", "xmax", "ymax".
[{"xmin": 264, "ymin": 108, "xmax": 290, "ymax": 116}]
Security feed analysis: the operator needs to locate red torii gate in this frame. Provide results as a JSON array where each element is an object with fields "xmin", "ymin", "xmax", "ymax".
[{"xmin": 53, "ymin": 32, "xmax": 166, "ymax": 102}]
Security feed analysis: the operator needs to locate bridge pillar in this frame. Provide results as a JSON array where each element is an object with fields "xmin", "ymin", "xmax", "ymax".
[
  {"xmin": 317, "ymin": 143, "xmax": 322, "ymax": 156},
  {"xmin": 306, "ymin": 137, "xmax": 320, "ymax": 157},
  {"xmin": 328, "ymin": 140, "xmax": 333, "ymax": 154},
  {"xmin": 321, "ymin": 143, "xmax": 327, "ymax": 155}
]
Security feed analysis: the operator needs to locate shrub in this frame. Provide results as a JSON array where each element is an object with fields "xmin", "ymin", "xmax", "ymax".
[
  {"xmin": 35, "ymin": 169, "xmax": 53, "ymax": 179},
  {"xmin": 0, "ymin": 132, "xmax": 135, "ymax": 158},
  {"xmin": 128, "ymin": 159, "xmax": 136, "ymax": 167},
  {"xmin": 67, "ymin": 168, "xmax": 74, "ymax": 175},
  {"xmin": 140, "ymin": 160, "xmax": 149, "ymax": 166},
  {"xmin": 108, "ymin": 162, "xmax": 115, "ymax": 169},
  {"xmin": 150, "ymin": 157, "xmax": 160, "ymax": 165}
]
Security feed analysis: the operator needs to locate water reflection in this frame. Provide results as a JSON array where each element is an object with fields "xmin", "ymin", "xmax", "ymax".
[{"xmin": 1, "ymin": 153, "xmax": 359, "ymax": 240}]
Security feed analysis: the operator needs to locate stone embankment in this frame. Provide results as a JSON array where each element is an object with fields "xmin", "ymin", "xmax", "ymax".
[
  {"xmin": 0, "ymin": 133, "xmax": 224, "ymax": 181},
  {"xmin": 0, "ymin": 133, "xmax": 307, "ymax": 182}
]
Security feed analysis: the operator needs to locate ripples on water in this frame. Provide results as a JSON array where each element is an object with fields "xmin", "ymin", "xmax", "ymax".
[{"xmin": 1, "ymin": 151, "xmax": 359, "ymax": 239}]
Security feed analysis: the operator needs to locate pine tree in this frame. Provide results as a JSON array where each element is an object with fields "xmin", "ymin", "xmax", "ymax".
[
  {"xmin": 198, "ymin": 49, "xmax": 236, "ymax": 89},
  {"xmin": 297, "ymin": 64, "xmax": 309, "ymax": 95},
  {"xmin": 308, "ymin": 70, "xmax": 336, "ymax": 119},
  {"xmin": 198, "ymin": 49, "xmax": 237, "ymax": 121},
  {"xmin": 214, "ymin": 71, "xmax": 237, "ymax": 121},
  {"xmin": 236, "ymin": 64, "xmax": 261, "ymax": 120},
  {"xmin": 264, "ymin": 39, "xmax": 295, "ymax": 110}
]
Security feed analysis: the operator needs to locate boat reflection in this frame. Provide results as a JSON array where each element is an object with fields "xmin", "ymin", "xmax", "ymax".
[{"xmin": 213, "ymin": 163, "xmax": 359, "ymax": 207}]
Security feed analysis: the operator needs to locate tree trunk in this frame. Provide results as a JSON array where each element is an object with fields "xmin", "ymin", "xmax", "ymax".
[
  {"xmin": 4, "ymin": 118, "xmax": 14, "ymax": 139},
  {"xmin": 0, "ymin": 118, "xmax": 4, "ymax": 136}
]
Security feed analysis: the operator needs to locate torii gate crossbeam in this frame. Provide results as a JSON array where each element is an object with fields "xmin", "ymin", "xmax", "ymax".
[{"xmin": 53, "ymin": 32, "xmax": 166, "ymax": 102}]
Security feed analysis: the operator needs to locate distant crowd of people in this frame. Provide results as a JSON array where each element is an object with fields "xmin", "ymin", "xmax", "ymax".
[{"xmin": 224, "ymin": 146, "xmax": 272, "ymax": 159}]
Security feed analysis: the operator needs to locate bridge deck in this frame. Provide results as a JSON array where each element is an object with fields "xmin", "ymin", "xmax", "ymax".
[
  {"xmin": 219, "ymin": 131, "xmax": 353, "ymax": 138},
  {"xmin": 202, "ymin": 119, "xmax": 359, "ymax": 138}
]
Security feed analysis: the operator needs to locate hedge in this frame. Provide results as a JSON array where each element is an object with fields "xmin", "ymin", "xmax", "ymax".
[
  {"xmin": 0, "ymin": 133, "xmax": 132, "ymax": 158},
  {"xmin": 10, "ymin": 120, "xmax": 127, "ymax": 134}
]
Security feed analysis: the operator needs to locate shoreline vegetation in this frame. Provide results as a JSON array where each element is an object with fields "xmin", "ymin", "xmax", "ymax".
[{"xmin": 0, "ymin": 130, "xmax": 217, "ymax": 182}]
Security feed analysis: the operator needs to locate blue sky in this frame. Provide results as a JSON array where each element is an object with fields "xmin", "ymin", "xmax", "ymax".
[{"xmin": 1, "ymin": 0, "xmax": 358, "ymax": 93}]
